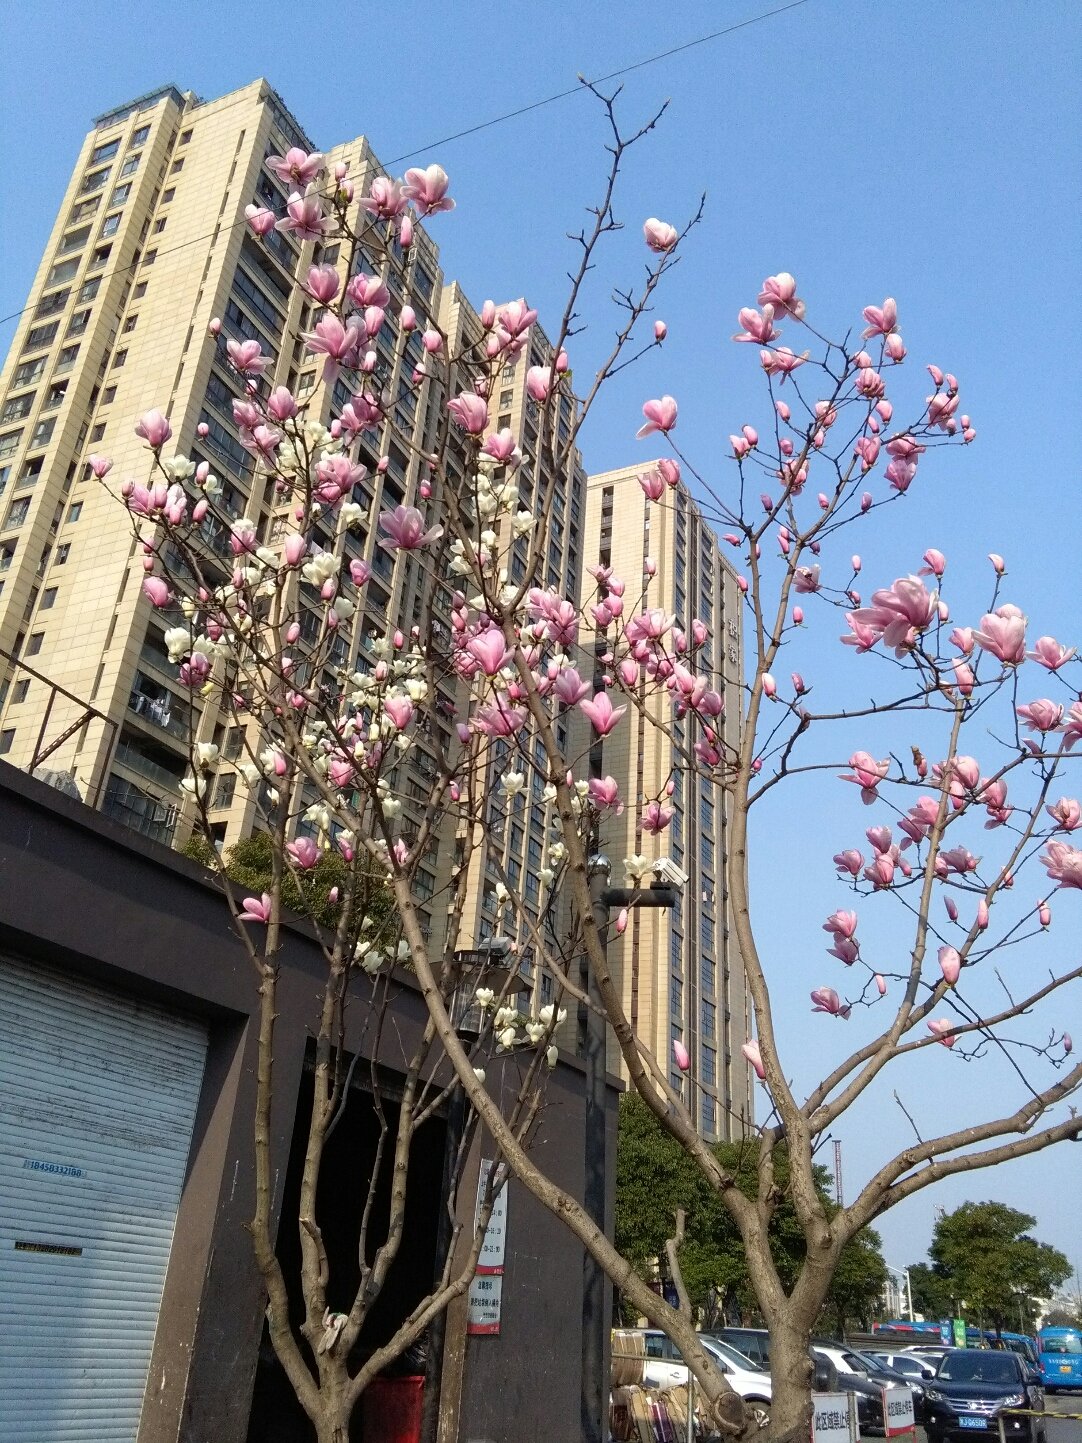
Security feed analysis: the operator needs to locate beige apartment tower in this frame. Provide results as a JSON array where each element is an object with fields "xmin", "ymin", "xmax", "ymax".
[{"xmin": 583, "ymin": 464, "xmax": 753, "ymax": 1140}]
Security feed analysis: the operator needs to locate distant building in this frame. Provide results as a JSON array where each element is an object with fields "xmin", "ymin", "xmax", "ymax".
[{"xmin": 581, "ymin": 464, "xmax": 753, "ymax": 1139}]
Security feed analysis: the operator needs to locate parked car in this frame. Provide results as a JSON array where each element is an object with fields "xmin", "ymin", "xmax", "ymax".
[
  {"xmin": 630, "ymin": 1330, "xmax": 773, "ymax": 1428},
  {"xmin": 706, "ymin": 1327, "xmax": 773, "ymax": 1370},
  {"xmin": 873, "ymin": 1351, "xmax": 938, "ymax": 1383},
  {"xmin": 810, "ymin": 1347, "xmax": 887, "ymax": 1436},
  {"xmin": 924, "ymin": 1348, "xmax": 1046, "ymax": 1443},
  {"xmin": 851, "ymin": 1349, "xmax": 928, "ymax": 1422}
]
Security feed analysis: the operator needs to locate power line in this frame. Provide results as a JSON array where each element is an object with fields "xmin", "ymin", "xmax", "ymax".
[{"xmin": 0, "ymin": 1, "xmax": 810, "ymax": 332}]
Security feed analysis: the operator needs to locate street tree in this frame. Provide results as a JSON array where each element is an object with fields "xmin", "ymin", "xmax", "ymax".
[
  {"xmin": 905, "ymin": 1262, "xmax": 955, "ymax": 1322},
  {"xmin": 928, "ymin": 1202, "xmax": 1072, "ymax": 1334},
  {"xmin": 102, "ymin": 86, "xmax": 1082, "ymax": 1443}
]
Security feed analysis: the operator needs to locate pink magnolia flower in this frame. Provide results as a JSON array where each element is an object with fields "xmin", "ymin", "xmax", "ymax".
[
  {"xmin": 833, "ymin": 849, "xmax": 864, "ymax": 878},
  {"xmin": 244, "ymin": 204, "xmax": 277, "ymax": 236},
  {"xmin": 466, "ymin": 628, "xmax": 508, "ymax": 676},
  {"xmin": 135, "ymin": 409, "xmax": 172, "ymax": 449},
  {"xmin": 734, "ymin": 306, "xmax": 780, "ymax": 344},
  {"xmin": 303, "ymin": 314, "xmax": 362, "ymax": 384},
  {"xmin": 938, "ymin": 946, "xmax": 961, "ymax": 987},
  {"xmin": 952, "ymin": 659, "xmax": 976, "ymax": 696},
  {"xmin": 1047, "ymin": 798, "xmax": 1081, "ymax": 831},
  {"xmin": 473, "ymin": 700, "xmax": 527, "ymax": 737},
  {"xmin": 827, "ymin": 937, "xmax": 859, "ymax": 966},
  {"xmin": 643, "ymin": 217, "xmax": 679, "ymax": 253},
  {"xmin": 862, "ymin": 298, "xmax": 898, "ymax": 338},
  {"xmin": 1061, "ymin": 702, "xmax": 1082, "ymax": 750},
  {"xmin": 989, "ymin": 552, "xmax": 1006, "ymax": 575},
  {"xmin": 636, "ymin": 396, "xmax": 678, "ymax": 439},
  {"xmin": 760, "ymin": 345, "xmax": 805, "ymax": 378},
  {"xmin": 810, "ymin": 987, "xmax": 850, "ymax": 1019},
  {"xmin": 447, "ymin": 391, "xmax": 489, "ymax": 434},
  {"xmin": 496, "ymin": 298, "xmax": 537, "ymax": 338},
  {"xmin": 758, "ymin": 272, "xmax": 805, "ymax": 321},
  {"xmin": 579, "ymin": 691, "xmax": 627, "ymax": 736},
  {"xmin": 239, "ymin": 893, "xmax": 272, "ymax": 924},
  {"xmin": 1042, "ymin": 841, "xmax": 1082, "ymax": 889},
  {"xmin": 287, "ymin": 837, "xmax": 321, "ymax": 870},
  {"xmin": 402, "ymin": 163, "xmax": 454, "ymax": 216},
  {"xmin": 142, "ymin": 576, "xmax": 172, "ymax": 608},
  {"xmin": 384, "ymin": 696, "xmax": 414, "ymax": 730},
  {"xmin": 378, "ymin": 505, "xmax": 444, "ymax": 551},
  {"xmin": 361, "ymin": 175, "xmax": 406, "ymax": 220},
  {"xmin": 840, "ymin": 751, "xmax": 890, "ymax": 804},
  {"xmin": 927, "ymin": 1018, "xmax": 957, "ymax": 1048},
  {"xmin": 553, "ymin": 666, "xmax": 590, "ymax": 705},
  {"xmin": 588, "ymin": 777, "xmax": 622, "ymax": 812},
  {"xmin": 742, "ymin": 1040, "xmax": 766, "ymax": 1081},
  {"xmin": 921, "ymin": 548, "xmax": 947, "ymax": 577},
  {"xmin": 88, "ymin": 453, "xmax": 113, "ymax": 478},
  {"xmin": 845, "ymin": 575, "xmax": 938, "ymax": 656},
  {"xmin": 276, "ymin": 192, "xmax": 335, "ymax": 242},
  {"xmin": 267, "ymin": 147, "xmax": 324, "ymax": 190},
  {"xmin": 305, "ymin": 264, "xmax": 340, "ymax": 303},
  {"xmin": 1017, "ymin": 699, "xmax": 1064, "ymax": 733},
  {"xmin": 639, "ymin": 469, "xmax": 665, "ymax": 501},
  {"xmin": 641, "ymin": 801, "xmax": 674, "ymax": 834},
  {"xmin": 673, "ymin": 1039, "xmax": 691, "ymax": 1072},
  {"xmin": 823, "ymin": 910, "xmax": 859, "ymax": 940},
  {"xmin": 793, "ymin": 565, "xmax": 821, "ymax": 594},
  {"xmin": 935, "ymin": 846, "xmax": 980, "ymax": 877},
  {"xmin": 525, "ymin": 365, "xmax": 552, "ymax": 402},
  {"xmin": 973, "ymin": 605, "xmax": 1027, "ymax": 666},
  {"xmin": 227, "ymin": 337, "xmax": 270, "ymax": 375},
  {"xmin": 1029, "ymin": 636, "xmax": 1076, "ymax": 670}
]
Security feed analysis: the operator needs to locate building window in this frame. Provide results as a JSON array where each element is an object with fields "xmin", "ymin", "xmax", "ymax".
[
  {"xmin": 142, "ymin": 250, "xmax": 157, "ymax": 266},
  {"xmin": 152, "ymin": 217, "xmax": 166, "ymax": 234},
  {"xmin": 0, "ymin": 431, "xmax": 23, "ymax": 459},
  {"xmin": 162, "ymin": 186, "xmax": 176, "ymax": 204},
  {"xmin": 66, "ymin": 309, "xmax": 91, "ymax": 337},
  {"xmin": 27, "ymin": 632, "xmax": 44, "ymax": 656},
  {"xmin": 102, "ymin": 385, "xmax": 117, "ymax": 404},
  {"xmin": 109, "ymin": 183, "xmax": 131, "ymax": 207},
  {"xmin": 89, "ymin": 244, "xmax": 112, "ymax": 271},
  {"xmin": 91, "ymin": 138, "xmax": 120, "ymax": 164},
  {"xmin": 67, "ymin": 502, "xmax": 83, "ymax": 524},
  {"xmin": 0, "ymin": 728, "xmax": 14, "ymax": 755},
  {"xmin": 133, "ymin": 281, "xmax": 147, "ymax": 299},
  {"xmin": 43, "ymin": 381, "xmax": 68, "ymax": 410},
  {"xmin": 29, "ymin": 418, "xmax": 56, "ymax": 450},
  {"xmin": 46, "ymin": 258, "xmax": 80, "ymax": 287},
  {"xmin": 40, "ymin": 586, "xmax": 58, "ymax": 610},
  {"xmin": 112, "ymin": 349, "xmax": 127, "ymax": 369},
  {"xmin": 13, "ymin": 358, "xmax": 47, "ymax": 389},
  {"xmin": 23, "ymin": 321, "xmax": 59, "ymax": 351},
  {"xmin": 56, "ymin": 543, "xmax": 70, "ymax": 565},
  {"xmin": 119, "ymin": 154, "xmax": 141, "ymax": 178},
  {"xmin": 179, "ymin": 128, "xmax": 192, "ymax": 144},
  {"xmin": 89, "ymin": 422, "xmax": 106, "ymax": 443},
  {"xmin": 56, "ymin": 344, "xmax": 80, "ymax": 372},
  {"xmin": 0, "ymin": 539, "xmax": 17, "ymax": 569},
  {"xmin": 78, "ymin": 277, "xmax": 102, "ymax": 303},
  {"xmin": 69, "ymin": 196, "xmax": 101, "ymax": 224},
  {"xmin": 1, "ymin": 394, "xmax": 35, "ymax": 424},
  {"xmin": 122, "ymin": 314, "xmax": 138, "ymax": 333},
  {"xmin": 212, "ymin": 772, "xmax": 236, "ymax": 809},
  {"xmin": 100, "ymin": 214, "xmax": 121, "ymax": 239},
  {"xmin": 702, "ymin": 1047, "xmax": 717, "ymax": 1087},
  {"xmin": 81, "ymin": 166, "xmax": 110, "ymax": 194},
  {"xmin": 59, "ymin": 225, "xmax": 92, "ymax": 254},
  {"xmin": 130, "ymin": 124, "xmax": 151, "ymax": 146},
  {"xmin": 701, "ymin": 1000, "xmax": 716, "ymax": 1042},
  {"xmin": 170, "ymin": 158, "xmax": 184, "ymax": 174},
  {"xmin": 13, "ymin": 679, "xmax": 30, "ymax": 704},
  {"xmin": 5, "ymin": 497, "xmax": 31, "ymax": 529}
]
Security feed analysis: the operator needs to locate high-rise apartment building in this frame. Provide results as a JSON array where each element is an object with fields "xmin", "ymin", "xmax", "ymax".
[{"xmin": 582, "ymin": 464, "xmax": 753, "ymax": 1139}]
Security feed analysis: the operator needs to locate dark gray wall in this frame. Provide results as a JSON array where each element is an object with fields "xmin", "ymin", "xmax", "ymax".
[{"xmin": 0, "ymin": 763, "xmax": 619, "ymax": 1443}]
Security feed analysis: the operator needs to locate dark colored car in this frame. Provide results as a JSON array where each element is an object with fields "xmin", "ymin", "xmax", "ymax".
[
  {"xmin": 924, "ymin": 1348, "xmax": 1046, "ymax": 1443},
  {"xmin": 851, "ymin": 1349, "xmax": 928, "ymax": 1423}
]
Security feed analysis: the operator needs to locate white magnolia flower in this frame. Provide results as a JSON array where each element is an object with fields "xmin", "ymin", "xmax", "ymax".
[
  {"xmin": 547, "ymin": 842, "xmax": 567, "ymax": 867},
  {"xmin": 546, "ymin": 1045, "xmax": 558, "ymax": 1069},
  {"xmin": 497, "ymin": 1026, "xmax": 517, "ymax": 1051},
  {"xmin": 494, "ymin": 1006, "xmax": 519, "ymax": 1032},
  {"xmin": 193, "ymin": 741, "xmax": 219, "ymax": 772},
  {"xmin": 361, "ymin": 950, "xmax": 384, "ymax": 974},
  {"xmin": 337, "ymin": 501, "xmax": 364, "ymax": 529},
  {"xmin": 473, "ymin": 1067, "xmax": 487, "ymax": 1084},
  {"xmin": 512, "ymin": 509, "xmax": 534, "ymax": 538},
  {"xmin": 238, "ymin": 761, "xmax": 261, "ymax": 788},
  {"xmin": 526, "ymin": 1022, "xmax": 546, "ymax": 1045},
  {"xmin": 164, "ymin": 626, "xmax": 191, "ymax": 663},
  {"xmin": 501, "ymin": 771, "xmax": 525, "ymax": 797},
  {"xmin": 474, "ymin": 987, "xmax": 495, "ymax": 1010},
  {"xmin": 180, "ymin": 773, "xmax": 209, "ymax": 800},
  {"xmin": 624, "ymin": 853, "xmax": 651, "ymax": 882},
  {"xmin": 538, "ymin": 867, "xmax": 555, "ymax": 888},
  {"xmin": 542, "ymin": 783, "xmax": 558, "ymax": 804},
  {"xmin": 538, "ymin": 1004, "xmax": 567, "ymax": 1028}
]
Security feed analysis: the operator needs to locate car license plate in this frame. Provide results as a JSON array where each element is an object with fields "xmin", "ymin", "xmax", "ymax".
[{"xmin": 958, "ymin": 1418, "xmax": 988, "ymax": 1429}]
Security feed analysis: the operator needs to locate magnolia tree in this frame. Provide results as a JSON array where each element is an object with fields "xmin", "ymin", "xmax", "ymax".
[{"xmin": 98, "ymin": 91, "xmax": 1081, "ymax": 1443}]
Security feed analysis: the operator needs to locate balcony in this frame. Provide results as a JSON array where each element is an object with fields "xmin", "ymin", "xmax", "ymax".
[
  {"xmin": 126, "ymin": 673, "xmax": 193, "ymax": 742},
  {"xmin": 102, "ymin": 773, "xmax": 178, "ymax": 846},
  {"xmin": 113, "ymin": 738, "xmax": 186, "ymax": 792}
]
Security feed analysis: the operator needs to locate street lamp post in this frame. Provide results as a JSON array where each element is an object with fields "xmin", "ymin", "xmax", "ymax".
[
  {"xmin": 885, "ymin": 1263, "xmax": 913, "ymax": 1320},
  {"xmin": 581, "ymin": 858, "xmax": 680, "ymax": 1443}
]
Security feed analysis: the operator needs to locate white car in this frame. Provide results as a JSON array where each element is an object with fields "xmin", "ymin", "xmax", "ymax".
[{"xmin": 634, "ymin": 1330, "xmax": 773, "ymax": 1428}]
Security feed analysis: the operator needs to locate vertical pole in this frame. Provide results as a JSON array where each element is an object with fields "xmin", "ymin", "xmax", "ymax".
[
  {"xmin": 422, "ymin": 1084, "xmax": 468, "ymax": 1443},
  {"xmin": 581, "ymin": 853, "xmax": 612, "ymax": 1443},
  {"xmin": 686, "ymin": 1369, "xmax": 695, "ymax": 1443}
]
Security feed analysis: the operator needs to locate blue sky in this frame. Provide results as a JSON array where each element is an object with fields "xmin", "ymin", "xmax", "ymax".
[{"xmin": 2, "ymin": 0, "xmax": 1080, "ymax": 1288}]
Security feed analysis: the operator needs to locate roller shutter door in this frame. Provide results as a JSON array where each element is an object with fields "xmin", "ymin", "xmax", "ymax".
[{"xmin": 0, "ymin": 957, "xmax": 207, "ymax": 1442}]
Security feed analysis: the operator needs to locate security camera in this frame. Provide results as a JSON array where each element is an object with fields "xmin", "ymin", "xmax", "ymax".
[{"xmin": 653, "ymin": 857, "xmax": 689, "ymax": 890}]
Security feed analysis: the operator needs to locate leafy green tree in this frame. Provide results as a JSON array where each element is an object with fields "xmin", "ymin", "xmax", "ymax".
[
  {"xmin": 906, "ymin": 1261, "xmax": 954, "ymax": 1321},
  {"xmin": 615, "ymin": 1093, "xmax": 887, "ymax": 1331},
  {"xmin": 928, "ymin": 1202, "xmax": 1072, "ymax": 1333}
]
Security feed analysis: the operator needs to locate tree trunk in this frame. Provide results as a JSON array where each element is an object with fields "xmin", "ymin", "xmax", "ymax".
[{"xmin": 766, "ymin": 1314, "xmax": 817, "ymax": 1443}]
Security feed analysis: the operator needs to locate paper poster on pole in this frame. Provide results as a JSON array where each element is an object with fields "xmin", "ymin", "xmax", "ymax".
[
  {"xmin": 467, "ymin": 1160, "xmax": 509, "ymax": 1335},
  {"xmin": 882, "ymin": 1387, "xmax": 915, "ymax": 1437},
  {"xmin": 811, "ymin": 1392, "xmax": 858, "ymax": 1443}
]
